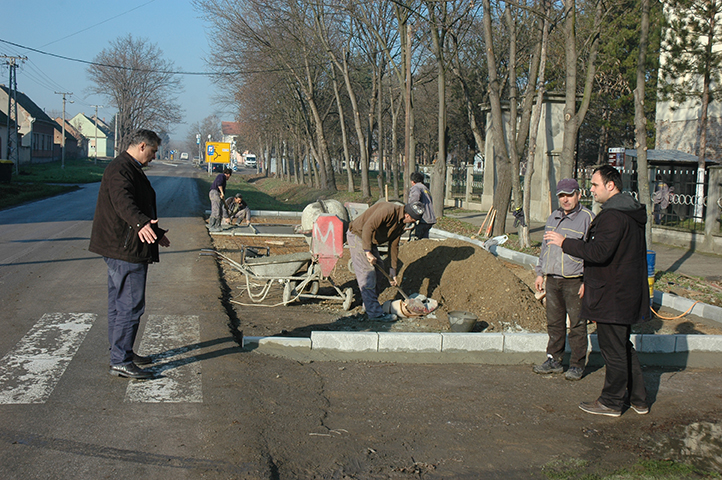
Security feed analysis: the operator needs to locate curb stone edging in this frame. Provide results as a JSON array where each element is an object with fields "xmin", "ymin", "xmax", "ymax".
[{"xmin": 244, "ymin": 332, "xmax": 722, "ymax": 355}]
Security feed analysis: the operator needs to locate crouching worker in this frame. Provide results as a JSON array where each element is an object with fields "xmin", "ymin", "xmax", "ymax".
[
  {"xmin": 223, "ymin": 193, "xmax": 251, "ymax": 226},
  {"xmin": 347, "ymin": 201, "xmax": 424, "ymax": 322}
]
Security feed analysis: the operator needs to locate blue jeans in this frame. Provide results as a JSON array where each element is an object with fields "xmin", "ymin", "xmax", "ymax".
[{"xmin": 105, "ymin": 257, "xmax": 148, "ymax": 366}]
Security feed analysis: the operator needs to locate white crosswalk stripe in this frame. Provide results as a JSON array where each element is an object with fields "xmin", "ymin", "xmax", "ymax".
[
  {"xmin": 125, "ymin": 315, "xmax": 203, "ymax": 403},
  {"xmin": 0, "ymin": 313, "xmax": 96, "ymax": 404}
]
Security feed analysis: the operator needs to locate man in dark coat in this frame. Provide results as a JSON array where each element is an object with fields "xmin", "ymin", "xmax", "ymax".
[
  {"xmin": 89, "ymin": 129, "xmax": 170, "ymax": 380},
  {"xmin": 544, "ymin": 165, "xmax": 649, "ymax": 417}
]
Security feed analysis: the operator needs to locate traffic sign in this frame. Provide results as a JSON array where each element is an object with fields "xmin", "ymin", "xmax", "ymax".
[{"xmin": 205, "ymin": 142, "xmax": 231, "ymax": 164}]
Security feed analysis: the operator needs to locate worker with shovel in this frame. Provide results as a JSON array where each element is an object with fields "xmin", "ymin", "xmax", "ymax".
[
  {"xmin": 533, "ymin": 178, "xmax": 594, "ymax": 381},
  {"xmin": 347, "ymin": 201, "xmax": 424, "ymax": 322}
]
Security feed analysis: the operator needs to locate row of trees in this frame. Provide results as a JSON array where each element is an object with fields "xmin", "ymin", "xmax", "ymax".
[
  {"xmin": 192, "ymin": 0, "xmax": 662, "ymax": 241},
  {"xmin": 84, "ymin": 2, "xmax": 719, "ymax": 246}
]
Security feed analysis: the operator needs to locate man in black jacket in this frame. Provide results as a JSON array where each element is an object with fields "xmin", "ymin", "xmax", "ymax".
[
  {"xmin": 89, "ymin": 129, "xmax": 170, "ymax": 379},
  {"xmin": 544, "ymin": 165, "xmax": 649, "ymax": 417}
]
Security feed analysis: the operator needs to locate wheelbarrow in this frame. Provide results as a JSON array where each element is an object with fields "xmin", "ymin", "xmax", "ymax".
[{"xmin": 200, "ymin": 214, "xmax": 353, "ymax": 310}]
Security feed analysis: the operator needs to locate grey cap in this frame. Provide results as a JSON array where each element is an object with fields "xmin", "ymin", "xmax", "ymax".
[
  {"xmin": 404, "ymin": 202, "xmax": 424, "ymax": 221},
  {"xmin": 556, "ymin": 178, "xmax": 580, "ymax": 195}
]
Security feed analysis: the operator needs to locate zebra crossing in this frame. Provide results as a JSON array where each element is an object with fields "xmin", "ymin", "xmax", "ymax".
[{"xmin": 0, "ymin": 313, "xmax": 203, "ymax": 405}]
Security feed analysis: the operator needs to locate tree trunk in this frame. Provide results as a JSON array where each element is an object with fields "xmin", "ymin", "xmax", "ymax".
[
  {"xmin": 331, "ymin": 69, "xmax": 355, "ymax": 193},
  {"xmin": 522, "ymin": 2, "xmax": 551, "ymax": 248},
  {"xmin": 561, "ymin": 0, "xmax": 603, "ymax": 179},
  {"xmin": 428, "ymin": 3, "xmax": 447, "ymax": 220},
  {"xmin": 482, "ymin": 0, "xmax": 513, "ymax": 237},
  {"xmin": 635, "ymin": 0, "xmax": 652, "ymax": 247}
]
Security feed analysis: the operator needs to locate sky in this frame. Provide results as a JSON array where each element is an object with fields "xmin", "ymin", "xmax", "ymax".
[{"xmin": 0, "ymin": 0, "xmax": 228, "ymax": 146}]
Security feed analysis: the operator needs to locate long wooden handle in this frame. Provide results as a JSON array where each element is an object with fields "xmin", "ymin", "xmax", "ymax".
[{"xmin": 374, "ymin": 263, "xmax": 410, "ymax": 301}]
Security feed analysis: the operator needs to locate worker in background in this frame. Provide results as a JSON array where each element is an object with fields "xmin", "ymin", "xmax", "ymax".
[
  {"xmin": 533, "ymin": 178, "xmax": 594, "ymax": 381},
  {"xmin": 408, "ymin": 172, "xmax": 436, "ymax": 239},
  {"xmin": 347, "ymin": 201, "xmax": 424, "ymax": 322},
  {"xmin": 223, "ymin": 193, "xmax": 251, "ymax": 227},
  {"xmin": 208, "ymin": 168, "xmax": 232, "ymax": 232}
]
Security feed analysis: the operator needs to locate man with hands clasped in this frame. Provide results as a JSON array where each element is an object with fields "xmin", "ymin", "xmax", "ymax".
[{"xmin": 533, "ymin": 178, "xmax": 594, "ymax": 381}]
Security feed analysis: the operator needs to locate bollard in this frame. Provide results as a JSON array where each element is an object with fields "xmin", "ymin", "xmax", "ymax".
[{"xmin": 646, "ymin": 250, "xmax": 656, "ymax": 305}]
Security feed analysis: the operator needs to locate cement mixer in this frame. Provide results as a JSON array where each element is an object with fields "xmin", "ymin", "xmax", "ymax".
[{"xmin": 299, "ymin": 199, "xmax": 349, "ymax": 244}]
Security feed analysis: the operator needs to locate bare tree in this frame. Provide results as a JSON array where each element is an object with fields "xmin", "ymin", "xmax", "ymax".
[
  {"xmin": 87, "ymin": 34, "xmax": 183, "ymax": 152},
  {"xmin": 635, "ymin": 0, "xmax": 652, "ymax": 246},
  {"xmin": 187, "ymin": 115, "xmax": 222, "ymax": 161},
  {"xmin": 560, "ymin": 0, "xmax": 604, "ymax": 178}
]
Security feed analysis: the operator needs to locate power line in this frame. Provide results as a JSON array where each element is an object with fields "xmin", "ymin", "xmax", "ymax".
[
  {"xmin": 0, "ymin": 37, "xmax": 238, "ymax": 76},
  {"xmin": 40, "ymin": 0, "xmax": 159, "ymax": 49}
]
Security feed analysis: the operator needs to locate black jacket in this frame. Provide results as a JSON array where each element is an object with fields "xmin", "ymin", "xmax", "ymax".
[
  {"xmin": 89, "ymin": 152, "xmax": 165, "ymax": 263},
  {"xmin": 562, "ymin": 193, "xmax": 650, "ymax": 325}
]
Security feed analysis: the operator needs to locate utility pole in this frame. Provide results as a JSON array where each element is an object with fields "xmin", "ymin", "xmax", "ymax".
[
  {"xmin": 90, "ymin": 105, "xmax": 103, "ymax": 165},
  {"xmin": 2, "ymin": 55, "xmax": 27, "ymax": 174},
  {"xmin": 55, "ymin": 92, "xmax": 73, "ymax": 169}
]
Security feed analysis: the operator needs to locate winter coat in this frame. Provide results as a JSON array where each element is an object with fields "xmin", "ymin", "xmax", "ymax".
[
  {"xmin": 561, "ymin": 193, "xmax": 650, "ymax": 325},
  {"xmin": 408, "ymin": 182, "xmax": 436, "ymax": 225},
  {"xmin": 348, "ymin": 202, "xmax": 407, "ymax": 274},
  {"xmin": 89, "ymin": 152, "xmax": 165, "ymax": 264}
]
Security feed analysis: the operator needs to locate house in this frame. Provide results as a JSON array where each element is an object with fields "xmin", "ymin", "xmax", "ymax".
[
  {"xmin": 0, "ymin": 110, "xmax": 17, "ymax": 160},
  {"xmin": 222, "ymin": 121, "xmax": 241, "ymax": 162},
  {"xmin": 69, "ymin": 113, "xmax": 114, "ymax": 158},
  {"xmin": 54, "ymin": 117, "xmax": 88, "ymax": 159},
  {"xmin": 0, "ymin": 85, "xmax": 57, "ymax": 164}
]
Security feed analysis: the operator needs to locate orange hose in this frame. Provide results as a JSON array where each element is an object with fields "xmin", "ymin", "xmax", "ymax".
[{"xmin": 651, "ymin": 300, "xmax": 701, "ymax": 320}]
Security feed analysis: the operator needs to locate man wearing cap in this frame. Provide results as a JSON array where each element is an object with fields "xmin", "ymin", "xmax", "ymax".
[
  {"xmin": 347, "ymin": 201, "xmax": 424, "ymax": 322},
  {"xmin": 223, "ymin": 193, "xmax": 251, "ymax": 226},
  {"xmin": 533, "ymin": 178, "xmax": 594, "ymax": 381}
]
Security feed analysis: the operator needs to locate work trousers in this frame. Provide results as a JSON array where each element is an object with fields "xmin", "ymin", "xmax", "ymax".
[
  {"xmin": 209, "ymin": 190, "xmax": 223, "ymax": 220},
  {"xmin": 347, "ymin": 230, "xmax": 384, "ymax": 318},
  {"xmin": 414, "ymin": 222, "xmax": 433, "ymax": 240},
  {"xmin": 596, "ymin": 322, "xmax": 648, "ymax": 410},
  {"xmin": 545, "ymin": 276, "xmax": 587, "ymax": 368},
  {"xmin": 105, "ymin": 257, "xmax": 148, "ymax": 366}
]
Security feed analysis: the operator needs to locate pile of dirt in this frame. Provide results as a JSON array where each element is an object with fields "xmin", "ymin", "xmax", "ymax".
[{"xmin": 379, "ymin": 239, "xmax": 546, "ymax": 332}]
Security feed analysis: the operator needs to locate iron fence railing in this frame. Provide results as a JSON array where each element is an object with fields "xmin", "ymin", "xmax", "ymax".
[{"xmin": 576, "ymin": 166, "xmax": 712, "ymax": 232}]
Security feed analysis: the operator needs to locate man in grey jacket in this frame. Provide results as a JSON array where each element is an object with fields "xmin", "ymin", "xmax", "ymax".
[
  {"xmin": 533, "ymin": 178, "xmax": 594, "ymax": 381},
  {"xmin": 408, "ymin": 172, "xmax": 436, "ymax": 239}
]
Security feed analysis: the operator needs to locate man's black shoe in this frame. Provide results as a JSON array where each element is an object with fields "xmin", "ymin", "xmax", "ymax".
[
  {"xmin": 109, "ymin": 362, "xmax": 153, "ymax": 379},
  {"xmin": 132, "ymin": 352, "xmax": 153, "ymax": 366}
]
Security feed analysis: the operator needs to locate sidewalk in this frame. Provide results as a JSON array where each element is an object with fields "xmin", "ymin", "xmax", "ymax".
[{"xmin": 445, "ymin": 210, "xmax": 722, "ymax": 279}]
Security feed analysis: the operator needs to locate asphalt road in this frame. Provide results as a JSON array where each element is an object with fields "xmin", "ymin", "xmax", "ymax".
[{"xmin": 0, "ymin": 162, "xmax": 721, "ymax": 479}]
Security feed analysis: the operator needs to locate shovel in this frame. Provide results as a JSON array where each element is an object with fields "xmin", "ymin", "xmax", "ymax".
[{"xmin": 374, "ymin": 264, "xmax": 428, "ymax": 315}]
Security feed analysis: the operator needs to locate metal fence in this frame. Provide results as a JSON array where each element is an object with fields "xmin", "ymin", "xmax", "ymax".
[
  {"xmin": 576, "ymin": 166, "xmax": 711, "ymax": 232},
  {"xmin": 449, "ymin": 167, "xmax": 484, "ymax": 200}
]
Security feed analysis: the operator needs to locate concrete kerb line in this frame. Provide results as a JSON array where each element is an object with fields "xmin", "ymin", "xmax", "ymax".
[{"xmin": 210, "ymin": 210, "xmax": 722, "ymax": 362}]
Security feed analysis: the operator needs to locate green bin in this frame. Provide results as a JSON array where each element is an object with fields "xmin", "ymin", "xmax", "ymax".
[{"xmin": 0, "ymin": 160, "xmax": 13, "ymax": 183}]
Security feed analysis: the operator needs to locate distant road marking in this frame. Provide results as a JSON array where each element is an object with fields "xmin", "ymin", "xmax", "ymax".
[
  {"xmin": 0, "ymin": 313, "xmax": 96, "ymax": 404},
  {"xmin": 125, "ymin": 315, "xmax": 202, "ymax": 403}
]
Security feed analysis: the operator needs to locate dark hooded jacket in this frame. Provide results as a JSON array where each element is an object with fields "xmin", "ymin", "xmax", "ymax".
[
  {"xmin": 561, "ymin": 193, "xmax": 650, "ymax": 325},
  {"xmin": 89, "ymin": 152, "xmax": 165, "ymax": 264}
]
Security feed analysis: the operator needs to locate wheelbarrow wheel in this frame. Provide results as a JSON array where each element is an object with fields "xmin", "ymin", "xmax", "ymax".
[
  {"xmin": 283, "ymin": 281, "xmax": 297, "ymax": 304},
  {"xmin": 342, "ymin": 287, "xmax": 354, "ymax": 311}
]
